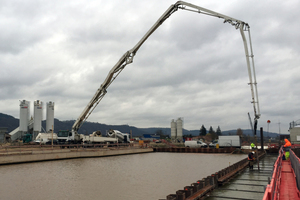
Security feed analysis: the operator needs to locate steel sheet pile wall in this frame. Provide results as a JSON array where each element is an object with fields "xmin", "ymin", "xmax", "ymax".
[
  {"xmin": 154, "ymin": 147, "xmax": 236, "ymax": 153},
  {"xmin": 164, "ymin": 151, "xmax": 265, "ymax": 200}
]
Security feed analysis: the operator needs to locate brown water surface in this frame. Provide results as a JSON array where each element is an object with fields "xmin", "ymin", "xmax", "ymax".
[{"xmin": 0, "ymin": 152, "xmax": 246, "ymax": 200}]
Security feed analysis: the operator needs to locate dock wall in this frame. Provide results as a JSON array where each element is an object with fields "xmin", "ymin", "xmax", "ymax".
[
  {"xmin": 0, "ymin": 148, "xmax": 153, "ymax": 165},
  {"xmin": 165, "ymin": 151, "xmax": 266, "ymax": 200},
  {"xmin": 154, "ymin": 147, "xmax": 239, "ymax": 153}
]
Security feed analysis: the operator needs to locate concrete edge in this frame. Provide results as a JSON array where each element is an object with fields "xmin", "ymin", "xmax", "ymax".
[{"xmin": 0, "ymin": 148, "xmax": 154, "ymax": 165}]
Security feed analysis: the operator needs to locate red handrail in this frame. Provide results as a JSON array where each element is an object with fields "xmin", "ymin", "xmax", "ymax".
[{"xmin": 262, "ymin": 147, "xmax": 283, "ymax": 200}]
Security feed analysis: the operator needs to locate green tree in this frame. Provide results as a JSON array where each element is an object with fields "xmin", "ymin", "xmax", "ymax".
[
  {"xmin": 208, "ymin": 126, "xmax": 217, "ymax": 141},
  {"xmin": 210, "ymin": 132, "xmax": 217, "ymax": 141},
  {"xmin": 199, "ymin": 125, "xmax": 207, "ymax": 136},
  {"xmin": 216, "ymin": 126, "xmax": 222, "ymax": 136},
  {"xmin": 237, "ymin": 128, "xmax": 243, "ymax": 136},
  {"xmin": 208, "ymin": 126, "xmax": 215, "ymax": 134}
]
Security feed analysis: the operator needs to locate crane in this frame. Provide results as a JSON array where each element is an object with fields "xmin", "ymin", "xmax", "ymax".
[{"xmin": 63, "ymin": 1, "xmax": 260, "ymax": 143}]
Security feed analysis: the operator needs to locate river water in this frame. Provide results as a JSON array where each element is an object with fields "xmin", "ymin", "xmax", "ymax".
[{"xmin": 0, "ymin": 152, "xmax": 246, "ymax": 200}]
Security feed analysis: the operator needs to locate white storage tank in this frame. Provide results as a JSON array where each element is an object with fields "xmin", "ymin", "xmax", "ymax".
[
  {"xmin": 19, "ymin": 100, "xmax": 30, "ymax": 132},
  {"xmin": 171, "ymin": 119, "xmax": 177, "ymax": 139},
  {"xmin": 33, "ymin": 100, "xmax": 43, "ymax": 132},
  {"xmin": 176, "ymin": 118, "xmax": 183, "ymax": 139},
  {"xmin": 46, "ymin": 101, "xmax": 54, "ymax": 132}
]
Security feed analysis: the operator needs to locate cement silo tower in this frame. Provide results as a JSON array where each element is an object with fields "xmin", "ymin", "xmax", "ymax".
[
  {"xmin": 46, "ymin": 101, "xmax": 54, "ymax": 132},
  {"xmin": 19, "ymin": 100, "xmax": 30, "ymax": 137},
  {"xmin": 176, "ymin": 118, "xmax": 183, "ymax": 139},
  {"xmin": 33, "ymin": 100, "xmax": 43, "ymax": 140},
  {"xmin": 171, "ymin": 119, "xmax": 177, "ymax": 139}
]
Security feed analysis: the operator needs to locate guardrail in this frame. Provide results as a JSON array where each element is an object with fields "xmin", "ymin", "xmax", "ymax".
[
  {"xmin": 262, "ymin": 147, "xmax": 283, "ymax": 200},
  {"xmin": 290, "ymin": 148, "xmax": 300, "ymax": 191}
]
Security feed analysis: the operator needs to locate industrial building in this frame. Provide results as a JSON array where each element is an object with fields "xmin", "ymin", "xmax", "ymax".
[
  {"xmin": 141, "ymin": 134, "xmax": 160, "ymax": 141},
  {"xmin": 0, "ymin": 127, "xmax": 8, "ymax": 143},
  {"xmin": 289, "ymin": 120, "xmax": 300, "ymax": 144},
  {"xmin": 170, "ymin": 118, "xmax": 183, "ymax": 140},
  {"xmin": 9, "ymin": 100, "xmax": 55, "ymax": 141}
]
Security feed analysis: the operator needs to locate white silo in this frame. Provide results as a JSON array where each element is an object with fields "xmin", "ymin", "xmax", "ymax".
[
  {"xmin": 19, "ymin": 100, "xmax": 30, "ymax": 133},
  {"xmin": 176, "ymin": 118, "xmax": 183, "ymax": 139},
  {"xmin": 46, "ymin": 101, "xmax": 54, "ymax": 132},
  {"xmin": 171, "ymin": 119, "xmax": 177, "ymax": 139},
  {"xmin": 33, "ymin": 100, "xmax": 43, "ymax": 140}
]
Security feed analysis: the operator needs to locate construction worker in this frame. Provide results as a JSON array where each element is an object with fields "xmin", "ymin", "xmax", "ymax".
[
  {"xmin": 248, "ymin": 151, "xmax": 255, "ymax": 170},
  {"xmin": 283, "ymin": 138, "xmax": 292, "ymax": 160},
  {"xmin": 251, "ymin": 143, "xmax": 255, "ymax": 149}
]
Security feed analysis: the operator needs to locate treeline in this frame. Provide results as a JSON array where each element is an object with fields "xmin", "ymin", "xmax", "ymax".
[
  {"xmin": 199, "ymin": 125, "xmax": 222, "ymax": 141},
  {"xmin": 183, "ymin": 125, "xmax": 246, "ymax": 142}
]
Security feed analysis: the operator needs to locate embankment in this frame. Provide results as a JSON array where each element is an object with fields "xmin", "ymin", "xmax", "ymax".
[{"xmin": 0, "ymin": 147, "xmax": 153, "ymax": 165}]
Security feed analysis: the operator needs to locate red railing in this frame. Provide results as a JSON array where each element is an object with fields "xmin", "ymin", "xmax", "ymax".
[{"xmin": 262, "ymin": 147, "xmax": 283, "ymax": 200}]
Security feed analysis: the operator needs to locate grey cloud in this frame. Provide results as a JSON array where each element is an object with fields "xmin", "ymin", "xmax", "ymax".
[{"xmin": 1, "ymin": 0, "xmax": 299, "ymax": 134}]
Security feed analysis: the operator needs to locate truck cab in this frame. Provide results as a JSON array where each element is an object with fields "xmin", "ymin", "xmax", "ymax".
[{"xmin": 57, "ymin": 129, "xmax": 83, "ymax": 144}]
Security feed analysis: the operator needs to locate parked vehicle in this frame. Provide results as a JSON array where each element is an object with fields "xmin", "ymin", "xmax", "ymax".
[
  {"xmin": 107, "ymin": 130, "xmax": 130, "ymax": 143},
  {"xmin": 34, "ymin": 133, "xmax": 58, "ymax": 145},
  {"xmin": 209, "ymin": 140, "xmax": 218, "ymax": 148},
  {"xmin": 22, "ymin": 134, "xmax": 32, "ymax": 143},
  {"xmin": 82, "ymin": 131, "xmax": 117, "ymax": 144},
  {"xmin": 184, "ymin": 140, "xmax": 207, "ymax": 148}
]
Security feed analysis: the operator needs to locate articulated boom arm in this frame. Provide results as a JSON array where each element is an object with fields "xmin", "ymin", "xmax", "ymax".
[{"xmin": 72, "ymin": 1, "xmax": 260, "ymax": 132}]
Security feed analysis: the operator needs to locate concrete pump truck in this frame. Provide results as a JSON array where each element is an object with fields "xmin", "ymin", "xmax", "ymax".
[{"xmin": 57, "ymin": 1, "xmax": 260, "ymax": 144}]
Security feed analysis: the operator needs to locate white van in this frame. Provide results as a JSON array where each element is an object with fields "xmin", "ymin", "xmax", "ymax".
[{"xmin": 184, "ymin": 140, "xmax": 207, "ymax": 148}]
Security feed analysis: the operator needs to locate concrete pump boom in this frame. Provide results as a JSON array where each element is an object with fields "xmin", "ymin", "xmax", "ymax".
[{"xmin": 72, "ymin": 1, "xmax": 260, "ymax": 135}]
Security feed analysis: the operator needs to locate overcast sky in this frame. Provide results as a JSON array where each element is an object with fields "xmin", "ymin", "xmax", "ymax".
[{"xmin": 1, "ymin": 0, "xmax": 299, "ymax": 134}]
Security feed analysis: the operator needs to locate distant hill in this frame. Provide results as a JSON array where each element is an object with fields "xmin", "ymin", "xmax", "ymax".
[
  {"xmin": 222, "ymin": 129, "xmax": 279, "ymax": 138},
  {"xmin": 0, "ymin": 113, "xmax": 280, "ymax": 138},
  {"xmin": 0, "ymin": 113, "xmax": 148, "ymax": 137},
  {"xmin": 140, "ymin": 127, "xmax": 199, "ymax": 136},
  {"xmin": 0, "ymin": 113, "xmax": 19, "ymax": 132}
]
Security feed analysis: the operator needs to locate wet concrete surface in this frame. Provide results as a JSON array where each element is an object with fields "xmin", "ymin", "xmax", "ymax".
[{"xmin": 205, "ymin": 153, "xmax": 278, "ymax": 200}]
